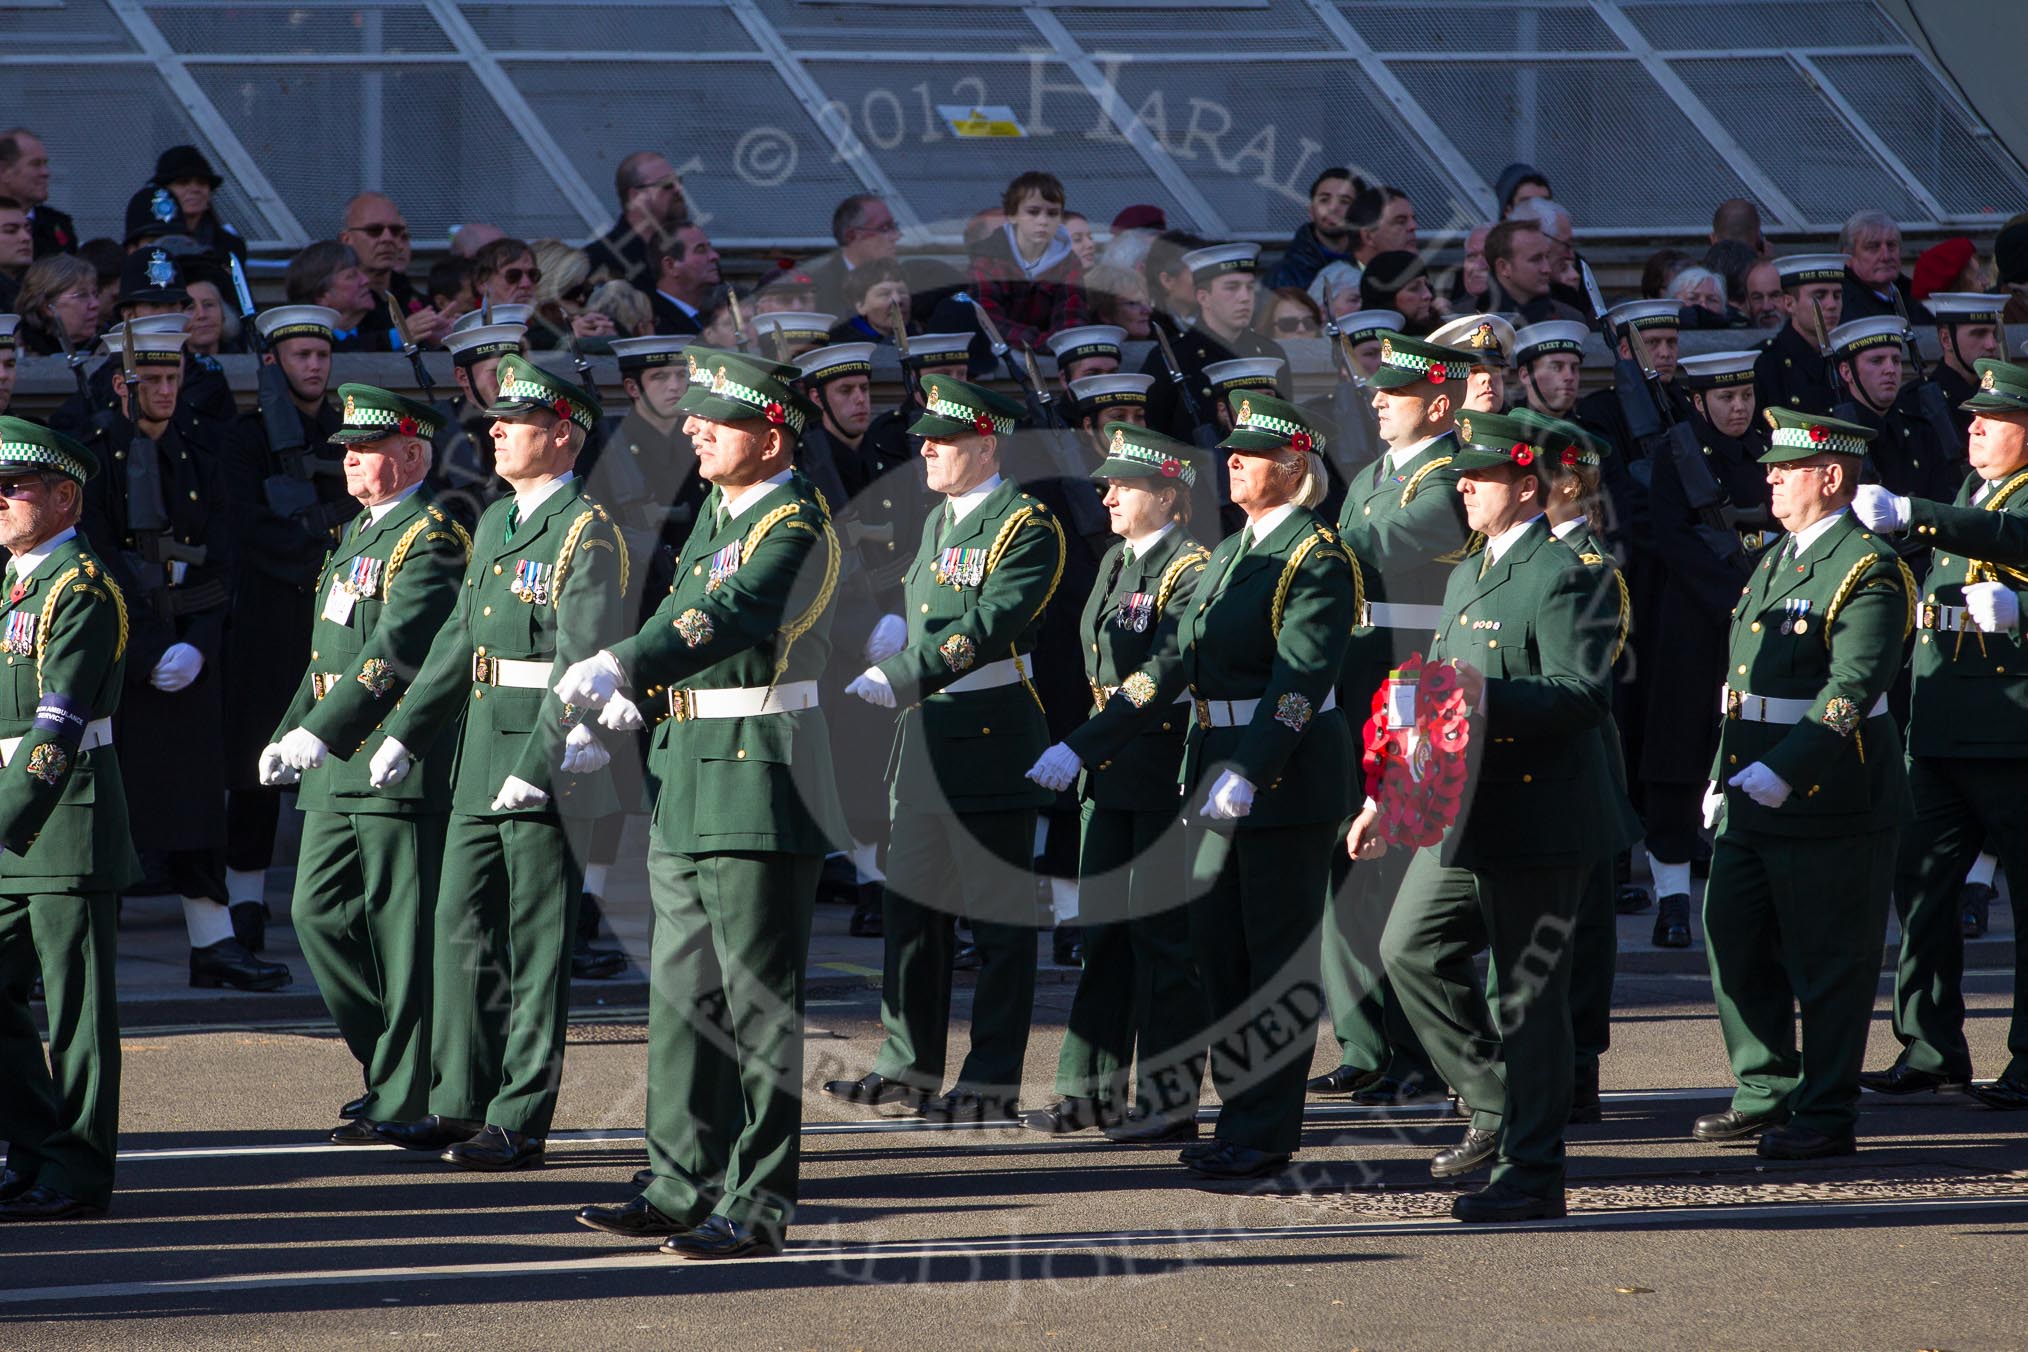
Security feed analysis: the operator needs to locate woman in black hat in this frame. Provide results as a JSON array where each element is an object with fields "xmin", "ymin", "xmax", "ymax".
[{"xmin": 136, "ymin": 145, "xmax": 247, "ymax": 263}]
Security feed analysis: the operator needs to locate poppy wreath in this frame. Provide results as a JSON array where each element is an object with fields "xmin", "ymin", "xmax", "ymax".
[{"xmin": 1359, "ymin": 652, "xmax": 1472, "ymax": 848}]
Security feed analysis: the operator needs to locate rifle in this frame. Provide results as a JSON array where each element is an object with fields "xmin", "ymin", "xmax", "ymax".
[
  {"xmin": 890, "ymin": 298, "xmax": 918, "ymax": 406},
  {"xmin": 229, "ymin": 254, "xmax": 348, "ymax": 529},
  {"xmin": 1811, "ymin": 294, "xmax": 1847, "ymax": 405},
  {"xmin": 1321, "ymin": 312, "xmax": 1381, "ymax": 473},
  {"xmin": 1889, "ymin": 287, "xmax": 1962, "ymax": 460},
  {"xmin": 1151, "ymin": 322, "xmax": 1220, "ymax": 450},
  {"xmin": 728, "ymin": 290, "xmax": 752, "ymax": 354},
  {"xmin": 49, "ymin": 314, "xmax": 88, "ymax": 401},
  {"xmin": 1582, "ymin": 258, "xmax": 1744, "ymax": 569},
  {"xmin": 954, "ymin": 291, "xmax": 1049, "ymax": 426}
]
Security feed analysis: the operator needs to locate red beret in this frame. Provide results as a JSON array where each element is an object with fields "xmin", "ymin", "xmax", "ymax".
[
  {"xmin": 1911, "ymin": 236, "xmax": 1975, "ymax": 301},
  {"xmin": 1110, "ymin": 204, "xmax": 1167, "ymax": 233}
]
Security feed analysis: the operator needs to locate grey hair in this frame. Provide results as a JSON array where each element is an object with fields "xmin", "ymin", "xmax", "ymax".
[
  {"xmin": 1666, "ymin": 264, "xmax": 1727, "ymax": 306},
  {"xmin": 1508, "ymin": 196, "xmax": 1573, "ymax": 239},
  {"xmin": 1840, "ymin": 210, "xmax": 1900, "ymax": 253}
]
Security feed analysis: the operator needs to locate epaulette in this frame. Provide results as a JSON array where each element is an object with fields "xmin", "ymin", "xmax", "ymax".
[
  {"xmin": 1271, "ymin": 525, "xmax": 1360, "ymax": 639},
  {"xmin": 1154, "ymin": 543, "xmax": 1212, "ymax": 617},
  {"xmin": 553, "ymin": 507, "xmax": 631, "ymax": 603},
  {"xmin": 1400, "ymin": 456, "xmax": 1455, "ymax": 506}
]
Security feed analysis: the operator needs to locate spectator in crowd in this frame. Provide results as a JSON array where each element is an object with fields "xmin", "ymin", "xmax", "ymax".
[
  {"xmin": 805, "ymin": 193, "xmax": 900, "ymax": 314},
  {"xmin": 1084, "ymin": 264, "xmax": 1152, "ymax": 340},
  {"xmin": 527, "ymin": 240, "xmax": 614, "ymax": 348},
  {"xmin": 1909, "ymin": 236, "xmax": 1990, "ymax": 301},
  {"xmin": 1312, "ymin": 261, "xmax": 1363, "ymax": 319},
  {"xmin": 182, "ymin": 263, "xmax": 237, "ymax": 356},
  {"xmin": 338, "ymin": 191, "xmax": 448, "ymax": 346},
  {"xmin": 1702, "ymin": 239, "xmax": 1760, "ymax": 311},
  {"xmin": 1143, "ymin": 228, "xmax": 1205, "ymax": 332},
  {"xmin": 1348, "ymin": 183, "xmax": 1418, "ymax": 273},
  {"xmin": 0, "ymin": 315, "xmax": 14, "ymax": 413},
  {"xmin": 1710, "ymin": 197, "xmax": 1769, "ymax": 257},
  {"xmin": 585, "ymin": 279, "xmax": 652, "ymax": 338},
  {"xmin": 1641, "ymin": 248, "xmax": 1689, "ymax": 300},
  {"xmin": 14, "ymin": 253, "xmax": 98, "ymax": 355},
  {"xmin": 833, "ymin": 257, "xmax": 912, "ymax": 346},
  {"xmin": 1063, "ymin": 211, "xmax": 1098, "ymax": 272},
  {"xmin": 1483, "ymin": 219, "xmax": 1584, "ymax": 323},
  {"xmin": 79, "ymin": 237, "xmax": 121, "ymax": 316},
  {"xmin": 1255, "ymin": 286, "xmax": 1323, "ymax": 342},
  {"xmin": 1841, "ymin": 209, "xmax": 1929, "ymax": 323},
  {"xmin": 447, "ymin": 222, "xmax": 503, "ymax": 259},
  {"xmin": 1446, "ymin": 222, "xmax": 1494, "ymax": 312},
  {"xmin": 1665, "ymin": 265, "xmax": 1730, "ymax": 324},
  {"xmin": 0, "ymin": 127, "xmax": 76, "ymax": 257},
  {"xmin": 1740, "ymin": 256, "xmax": 1785, "ymax": 329},
  {"xmin": 1359, "ymin": 251, "xmax": 1438, "ymax": 334},
  {"xmin": 144, "ymin": 144, "xmax": 246, "ymax": 263},
  {"xmin": 646, "ymin": 224, "xmax": 720, "ymax": 335},
  {"xmin": 0, "ymin": 196, "xmax": 30, "ymax": 311},
  {"xmin": 1099, "ymin": 203, "xmax": 1166, "ymax": 273},
  {"xmin": 284, "ymin": 241, "xmax": 379, "ymax": 350},
  {"xmin": 1496, "ymin": 162, "xmax": 1551, "ymax": 216},
  {"xmin": 1266, "ymin": 167, "xmax": 1360, "ymax": 290},
  {"xmin": 585, "ymin": 150, "xmax": 687, "ymax": 291},
  {"xmin": 694, "ymin": 284, "xmax": 741, "ymax": 348},
  {"xmin": 968, "ymin": 170, "xmax": 1085, "ymax": 348},
  {"xmin": 426, "ymin": 255, "xmax": 475, "ymax": 320},
  {"xmin": 1999, "ymin": 213, "xmax": 2028, "ymax": 326},
  {"xmin": 752, "ymin": 263, "xmax": 820, "ymax": 315},
  {"xmin": 471, "ymin": 235, "xmax": 541, "ymax": 314},
  {"xmin": 1508, "ymin": 197, "xmax": 1581, "ymax": 304}
]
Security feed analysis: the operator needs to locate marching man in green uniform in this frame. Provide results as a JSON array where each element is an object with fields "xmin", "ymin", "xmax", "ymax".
[
  {"xmin": 1694, "ymin": 408, "xmax": 1913, "ymax": 1159},
  {"xmin": 0, "ymin": 418, "xmax": 140, "ymax": 1222},
  {"xmin": 1854, "ymin": 358, "xmax": 2028, "ymax": 1110},
  {"xmin": 257, "ymin": 386, "xmax": 471, "ymax": 1143},
  {"xmin": 366, "ymin": 355, "xmax": 629, "ymax": 1171},
  {"xmin": 555, "ymin": 350, "xmax": 848, "ymax": 1260},
  {"xmin": 822, "ymin": 374, "xmax": 1066, "ymax": 1125},
  {"xmin": 1023, "ymin": 423, "xmax": 1212, "ymax": 1143},
  {"xmin": 1312, "ymin": 333, "xmax": 1477, "ymax": 1106},
  {"xmin": 1351, "ymin": 409, "xmax": 1620, "ymax": 1221}
]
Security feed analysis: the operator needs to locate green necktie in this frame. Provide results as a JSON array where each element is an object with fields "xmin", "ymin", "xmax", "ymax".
[
  {"xmin": 936, "ymin": 499, "xmax": 955, "ymax": 546},
  {"xmin": 1121, "ymin": 542, "xmax": 1135, "ymax": 568},
  {"xmin": 503, "ymin": 502, "xmax": 521, "ymax": 543},
  {"xmin": 715, "ymin": 502, "xmax": 729, "ymax": 536},
  {"xmin": 1217, "ymin": 527, "xmax": 1252, "ymax": 590}
]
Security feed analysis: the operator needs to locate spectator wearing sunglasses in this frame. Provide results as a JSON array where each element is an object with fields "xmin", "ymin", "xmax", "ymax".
[
  {"xmin": 471, "ymin": 236, "xmax": 542, "ymax": 314},
  {"xmin": 1255, "ymin": 286, "xmax": 1324, "ymax": 342},
  {"xmin": 528, "ymin": 240, "xmax": 615, "ymax": 350},
  {"xmin": 339, "ymin": 192, "xmax": 450, "ymax": 348}
]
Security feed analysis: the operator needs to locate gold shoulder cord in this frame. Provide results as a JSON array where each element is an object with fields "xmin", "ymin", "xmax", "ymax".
[
  {"xmin": 1272, "ymin": 527, "xmax": 1360, "ymax": 640},
  {"xmin": 383, "ymin": 509, "xmax": 473, "ymax": 592},
  {"xmin": 551, "ymin": 507, "xmax": 631, "ymax": 606},
  {"xmin": 1821, "ymin": 550, "xmax": 1915, "ymax": 763},
  {"xmin": 769, "ymin": 517, "xmax": 841, "ymax": 691},
  {"xmin": 36, "ymin": 560, "xmax": 129, "ymax": 696},
  {"xmin": 1580, "ymin": 554, "xmax": 1633, "ymax": 667},
  {"xmin": 1399, "ymin": 455, "xmax": 1452, "ymax": 506},
  {"xmin": 1967, "ymin": 467, "xmax": 2028, "ymax": 591},
  {"xmin": 984, "ymin": 505, "xmax": 1068, "ymax": 714},
  {"xmin": 1154, "ymin": 545, "xmax": 1211, "ymax": 617}
]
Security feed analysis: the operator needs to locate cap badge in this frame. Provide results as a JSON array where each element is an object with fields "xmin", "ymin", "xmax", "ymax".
[
  {"xmin": 1109, "ymin": 427, "xmax": 1125, "ymax": 454},
  {"xmin": 151, "ymin": 188, "xmax": 176, "ymax": 224},
  {"xmin": 344, "ymin": 394, "xmax": 357, "ymax": 421},
  {"xmin": 1981, "ymin": 369, "xmax": 1996, "ymax": 390},
  {"xmin": 145, "ymin": 249, "xmax": 175, "ymax": 288},
  {"xmin": 1238, "ymin": 398, "xmax": 1252, "ymax": 425},
  {"xmin": 1458, "ymin": 417, "xmax": 1472, "ymax": 442}
]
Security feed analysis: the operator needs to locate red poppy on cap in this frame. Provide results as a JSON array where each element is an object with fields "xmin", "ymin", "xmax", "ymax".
[
  {"xmin": 1559, "ymin": 447, "xmax": 1579, "ymax": 466},
  {"xmin": 1159, "ymin": 458, "xmax": 1181, "ymax": 477},
  {"xmin": 1512, "ymin": 444, "xmax": 1534, "ymax": 466},
  {"xmin": 973, "ymin": 413, "xmax": 994, "ymax": 436},
  {"xmin": 764, "ymin": 401, "xmax": 786, "ymax": 426},
  {"xmin": 1807, "ymin": 425, "xmax": 1827, "ymax": 443},
  {"xmin": 1290, "ymin": 430, "xmax": 1313, "ymax": 454},
  {"xmin": 397, "ymin": 415, "xmax": 419, "ymax": 436},
  {"xmin": 552, "ymin": 396, "xmax": 571, "ymax": 419},
  {"xmin": 1427, "ymin": 365, "xmax": 1447, "ymax": 384}
]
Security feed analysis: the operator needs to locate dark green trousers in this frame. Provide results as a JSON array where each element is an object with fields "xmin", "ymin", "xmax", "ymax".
[
  {"xmin": 0, "ymin": 890, "xmax": 119, "ymax": 1208},
  {"xmin": 1704, "ymin": 825, "xmax": 1896, "ymax": 1135},
  {"xmin": 1480, "ymin": 856, "xmax": 1616, "ymax": 1086},
  {"xmin": 1187, "ymin": 821, "xmax": 1335, "ymax": 1155},
  {"xmin": 1382, "ymin": 847, "xmax": 1587, "ymax": 1197},
  {"xmin": 642, "ymin": 841, "xmax": 819, "ymax": 1232},
  {"xmin": 1890, "ymin": 757, "xmax": 2028, "ymax": 1081},
  {"xmin": 428, "ymin": 812, "xmax": 584, "ymax": 1136},
  {"xmin": 1322, "ymin": 838, "xmax": 1436, "ymax": 1084},
  {"xmin": 1053, "ymin": 804, "xmax": 1207, "ymax": 1118},
  {"xmin": 292, "ymin": 810, "xmax": 445, "ymax": 1122},
  {"xmin": 874, "ymin": 807, "xmax": 1037, "ymax": 1095}
]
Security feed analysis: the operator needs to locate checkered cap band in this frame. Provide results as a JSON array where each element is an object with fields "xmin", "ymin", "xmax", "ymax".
[
  {"xmin": 1771, "ymin": 426, "xmax": 1868, "ymax": 455},
  {"xmin": 1105, "ymin": 431, "xmax": 1197, "ymax": 485},
  {"xmin": 1234, "ymin": 400, "xmax": 1326, "ymax": 453},
  {"xmin": 706, "ymin": 366, "xmax": 808, "ymax": 434},
  {"xmin": 925, "ymin": 390, "xmax": 1014, "ymax": 434},
  {"xmin": 1379, "ymin": 339, "xmax": 1469, "ymax": 383},
  {"xmin": 0, "ymin": 440, "xmax": 87, "ymax": 481},
  {"xmin": 498, "ymin": 373, "xmax": 595, "ymax": 431}
]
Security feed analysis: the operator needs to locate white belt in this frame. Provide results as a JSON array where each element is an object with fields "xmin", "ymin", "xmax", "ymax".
[
  {"xmin": 471, "ymin": 653, "xmax": 551, "ymax": 688},
  {"xmin": 1721, "ymin": 687, "xmax": 1888, "ymax": 725},
  {"xmin": 665, "ymin": 680, "xmax": 818, "ymax": 722},
  {"xmin": 1194, "ymin": 689, "xmax": 1338, "ymax": 728},
  {"xmin": 1093, "ymin": 681, "xmax": 1193, "ymax": 707},
  {"xmin": 0, "ymin": 718, "xmax": 111, "ymax": 766},
  {"xmin": 1361, "ymin": 601, "xmax": 1445, "ymax": 631},
  {"xmin": 942, "ymin": 656, "xmax": 1026, "ymax": 695},
  {"xmin": 1917, "ymin": 603, "xmax": 1967, "ymax": 631}
]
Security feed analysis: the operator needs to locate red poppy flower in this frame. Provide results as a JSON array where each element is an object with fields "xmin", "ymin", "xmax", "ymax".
[
  {"xmin": 552, "ymin": 396, "xmax": 571, "ymax": 419},
  {"xmin": 1560, "ymin": 447, "xmax": 1579, "ymax": 466},
  {"xmin": 1512, "ymin": 444, "xmax": 1534, "ymax": 466},
  {"xmin": 397, "ymin": 416, "xmax": 418, "ymax": 436},
  {"xmin": 1427, "ymin": 365, "xmax": 1447, "ymax": 384},
  {"xmin": 974, "ymin": 413, "xmax": 995, "ymax": 436},
  {"xmin": 764, "ymin": 401, "xmax": 786, "ymax": 426},
  {"xmin": 1290, "ymin": 430, "xmax": 1313, "ymax": 454},
  {"xmin": 1159, "ymin": 457, "xmax": 1181, "ymax": 477},
  {"xmin": 1807, "ymin": 425, "xmax": 1827, "ymax": 443}
]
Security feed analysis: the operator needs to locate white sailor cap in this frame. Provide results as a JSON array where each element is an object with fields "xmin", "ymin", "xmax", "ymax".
[
  {"xmin": 609, "ymin": 334, "xmax": 691, "ymax": 371},
  {"xmin": 1606, "ymin": 299, "xmax": 1680, "ymax": 331},
  {"xmin": 99, "ymin": 322, "xmax": 189, "ymax": 363},
  {"xmin": 749, "ymin": 311, "xmax": 836, "ymax": 350},
  {"xmin": 1202, "ymin": 356, "xmax": 1283, "ymax": 391},
  {"xmin": 1774, "ymin": 254, "xmax": 1847, "ymax": 287},
  {"xmin": 798, "ymin": 341, "xmax": 877, "ymax": 384},
  {"xmin": 255, "ymin": 304, "xmax": 339, "ymax": 345},
  {"xmin": 1046, "ymin": 324, "xmax": 1127, "ymax": 366},
  {"xmin": 1513, "ymin": 319, "xmax": 1590, "ymax": 364},
  {"xmin": 444, "ymin": 322, "xmax": 526, "ymax": 365},
  {"xmin": 1678, "ymin": 350, "xmax": 1760, "ymax": 389},
  {"xmin": 452, "ymin": 304, "xmax": 531, "ymax": 332},
  {"xmin": 1828, "ymin": 315, "xmax": 1909, "ymax": 356},
  {"xmin": 1068, "ymin": 371, "xmax": 1155, "ymax": 407},
  {"xmin": 1927, "ymin": 292, "xmax": 2006, "ymax": 324},
  {"xmin": 0, "ymin": 314, "xmax": 19, "ymax": 349},
  {"xmin": 903, "ymin": 332, "xmax": 975, "ymax": 367},
  {"xmin": 128, "ymin": 312, "xmax": 192, "ymax": 335},
  {"xmin": 1183, "ymin": 242, "xmax": 1261, "ymax": 282},
  {"xmin": 1337, "ymin": 309, "xmax": 1401, "ymax": 345}
]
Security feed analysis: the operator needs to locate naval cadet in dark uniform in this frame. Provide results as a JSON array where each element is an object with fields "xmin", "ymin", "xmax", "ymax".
[
  {"xmin": 1828, "ymin": 317, "xmax": 1961, "ymax": 505},
  {"xmin": 1754, "ymin": 255, "xmax": 1846, "ymax": 417},
  {"xmin": 1140, "ymin": 244, "xmax": 1287, "ymax": 463},
  {"xmin": 1926, "ymin": 293, "xmax": 2007, "ymax": 443}
]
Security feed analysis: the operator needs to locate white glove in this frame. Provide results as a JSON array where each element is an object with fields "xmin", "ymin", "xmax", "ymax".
[
  {"xmin": 597, "ymin": 692, "xmax": 645, "ymax": 732},
  {"xmin": 1701, "ymin": 779, "xmax": 1726, "ymax": 832},
  {"xmin": 1727, "ymin": 761, "xmax": 1792, "ymax": 810},
  {"xmin": 368, "ymin": 737, "xmax": 412, "ymax": 789},
  {"xmin": 1963, "ymin": 581, "xmax": 2021, "ymax": 634},
  {"xmin": 863, "ymin": 613, "xmax": 907, "ymax": 664},
  {"xmin": 1851, "ymin": 484, "xmax": 1911, "ymax": 533},
  {"xmin": 257, "ymin": 744, "xmax": 300, "ymax": 788},
  {"xmin": 277, "ymin": 726, "xmax": 328, "ymax": 771},
  {"xmin": 1197, "ymin": 769, "xmax": 1256, "ymax": 821},
  {"xmin": 558, "ymin": 722, "xmax": 612, "ymax": 775},
  {"xmin": 150, "ymin": 642, "xmax": 204, "ymax": 692},
  {"xmin": 490, "ymin": 775, "xmax": 550, "ymax": 812},
  {"xmin": 552, "ymin": 650, "xmax": 625, "ymax": 709},
  {"xmin": 848, "ymin": 667, "xmax": 896, "ymax": 709},
  {"xmin": 1025, "ymin": 742, "xmax": 1082, "ymax": 792}
]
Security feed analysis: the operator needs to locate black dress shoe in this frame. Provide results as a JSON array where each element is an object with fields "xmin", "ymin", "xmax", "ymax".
[
  {"xmin": 848, "ymin": 889, "xmax": 883, "ymax": 938},
  {"xmin": 577, "ymin": 1196, "xmax": 693, "ymax": 1238},
  {"xmin": 1966, "ymin": 1077, "xmax": 2028, "ymax": 1111},
  {"xmin": 660, "ymin": 1214, "xmax": 782, "ymax": 1260},
  {"xmin": 329, "ymin": 1119, "xmax": 382, "ymax": 1145},
  {"xmin": 1651, "ymin": 893, "xmax": 1692, "ymax": 948},
  {"xmin": 1307, "ymin": 1064, "xmax": 1383, "ymax": 1096},
  {"xmin": 1105, "ymin": 1110, "xmax": 1199, "ymax": 1145},
  {"xmin": 1022, "ymin": 1096, "xmax": 1108, "ymax": 1135},
  {"xmin": 0, "ymin": 1169, "xmax": 30, "ymax": 1203},
  {"xmin": 1430, "ymin": 1126, "xmax": 1498, "ymax": 1180},
  {"xmin": 1858, "ymin": 1062, "xmax": 1968, "ymax": 1095},
  {"xmin": 230, "ymin": 900, "xmax": 267, "ymax": 952},
  {"xmin": 1184, "ymin": 1141, "xmax": 1290, "ymax": 1180},
  {"xmin": 374, "ymin": 1114, "xmax": 485, "ymax": 1152},
  {"xmin": 1692, "ymin": 1108, "xmax": 1784, "ymax": 1142},
  {"xmin": 571, "ymin": 934, "xmax": 627, "ymax": 980},
  {"xmin": 1613, "ymin": 884, "xmax": 1651, "ymax": 915},
  {"xmin": 1178, "ymin": 1138, "xmax": 1223, "ymax": 1163},
  {"xmin": 1756, "ymin": 1123, "xmax": 1856, "ymax": 1160},
  {"xmin": 1452, "ymin": 1180, "xmax": 1565, "ymax": 1222},
  {"xmin": 1960, "ymin": 882, "xmax": 1996, "ymax": 938},
  {"xmin": 189, "ymin": 938, "xmax": 290, "ymax": 991},
  {"xmin": 917, "ymin": 1090, "xmax": 1018, "ymax": 1124},
  {"xmin": 820, "ymin": 1072, "xmax": 926, "ymax": 1108},
  {"xmin": 441, "ymin": 1124, "xmax": 545, "ymax": 1171},
  {"xmin": 952, "ymin": 941, "xmax": 982, "ymax": 971},
  {"xmin": 341, "ymin": 1092, "xmax": 370, "ymax": 1119},
  {"xmin": 1568, "ymin": 1091, "xmax": 1603, "ymax": 1125},
  {"xmin": 1051, "ymin": 925, "xmax": 1083, "ymax": 967},
  {"xmin": 633, "ymin": 1167, "xmax": 655, "ymax": 1188},
  {"xmin": 1351, "ymin": 1075, "xmax": 1445, "ymax": 1106},
  {"xmin": 0, "ymin": 1185, "xmax": 103, "ymax": 1222}
]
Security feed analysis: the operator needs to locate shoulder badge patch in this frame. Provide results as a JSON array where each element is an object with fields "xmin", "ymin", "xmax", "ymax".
[
  {"xmin": 1120, "ymin": 672, "xmax": 1157, "ymax": 708},
  {"xmin": 357, "ymin": 658, "xmax": 395, "ymax": 698},
  {"xmin": 674, "ymin": 608, "xmax": 714, "ymax": 649},
  {"xmin": 1822, "ymin": 696, "xmax": 1860, "ymax": 737},
  {"xmin": 24, "ymin": 742, "xmax": 66, "ymax": 786},
  {"xmin": 938, "ymin": 633, "xmax": 977, "ymax": 673},
  {"xmin": 1274, "ymin": 691, "xmax": 1313, "ymax": 732}
]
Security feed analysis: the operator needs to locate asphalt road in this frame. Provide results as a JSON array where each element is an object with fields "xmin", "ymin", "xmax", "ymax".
[{"xmin": 3, "ymin": 969, "xmax": 2025, "ymax": 1351}]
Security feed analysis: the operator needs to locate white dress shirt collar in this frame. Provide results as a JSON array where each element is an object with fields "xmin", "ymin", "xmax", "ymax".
[
  {"xmin": 721, "ymin": 468, "xmax": 795, "ymax": 523},
  {"xmin": 1485, "ymin": 512, "xmax": 1545, "ymax": 566},
  {"xmin": 945, "ymin": 473, "xmax": 1003, "ymax": 526},
  {"xmin": 8, "ymin": 526, "xmax": 76, "ymax": 583},
  {"xmin": 366, "ymin": 482, "xmax": 422, "ymax": 525},
  {"xmin": 1790, "ymin": 506, "xmax": 1849, "ymax": 561},
  {"xmin": 512, "ymin": 470, "xmax": 574, "ymax": 519}
]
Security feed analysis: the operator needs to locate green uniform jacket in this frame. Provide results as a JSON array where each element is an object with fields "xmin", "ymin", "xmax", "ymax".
[
  {"xmin": 1336, "ymin": 432, "xmax": 1472, "ymax": 705},
  {"xmin": 1427, "ymin": 519, "xmax": 1617, "ymax": 871},
  {"xmin": 382, "ymin": 476, "xmax": 630, "ymax": 819},
  {"xmin": 0, "ymin": 534, "xmax": 142, "ymax": 892},
  {"xmin": 1905, "ymin": 469, "xmax": 2028, "ymax": 758},
  {"xmin": 609, "ymin": 470, "xmax": 850, "ymax": 856},
  {"xmin": 271, "ymin": 488, "xmax": 471, "ymax": 815},
  {"xmin": 1061, "ymin": 527, "xmax": 1210, "ymax": 809},
  {"xmin": 876, "ymin": 478, "xmax": 1066, "ymax": 813},
  {"xmin": 1558, "ymin": 519, "xmax": 1643, "ymax": 855},
  {"xmin": 1172, "ymin": 507, "xmax": 1357, "ymax": 830},
  {"xmin": 1711, "ymin": 511, "xmax": 1914, "ymax": 836}
]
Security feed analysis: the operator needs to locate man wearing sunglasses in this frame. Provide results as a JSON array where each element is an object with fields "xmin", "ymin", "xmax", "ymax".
[
  {"xmin": 339, "ymin": 192, "xmax": 450, "ymax": 349},
  {"xmin": 586, "ymin": 151, "xmax": 689, "ymax": 294}
]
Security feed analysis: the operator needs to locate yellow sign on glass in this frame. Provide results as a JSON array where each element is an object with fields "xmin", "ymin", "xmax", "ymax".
[{"xmin": 939, "ymin": 105, "xmax": 1026, "ymax": 138}]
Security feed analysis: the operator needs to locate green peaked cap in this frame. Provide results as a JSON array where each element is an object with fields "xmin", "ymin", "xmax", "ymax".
[
  {"xmin": 677, "ymin": 349, "xmax": 820, "ymax": 437},
  {"xmin": 0, "ymin": 415, "xmax": 98, "ymax": 483},
  {"xmin": 907, "ymin": 373, "xmax": 1025, "ymax": 439},
  {"xmin": 1093, "ymin": 421, "xmax": 1200, "ymax": 487},
  {"xmin": 1961, "ymin": 358, "xmax": 2028, "ymax": 415},
  {"xmin": 1218, "ymin": 388, "xmax": 1330, "ymax": 455},
  {"xmin": 1759, "ymin": 407, "xmax": 1876, "ymax": 463},
  {"xmin": 331, "ymin": 383, "xmax": 445, "ymax": 446},
  {"xmin": 483, "ymin": 353, "xmax": 602, "ymax": 432}
]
